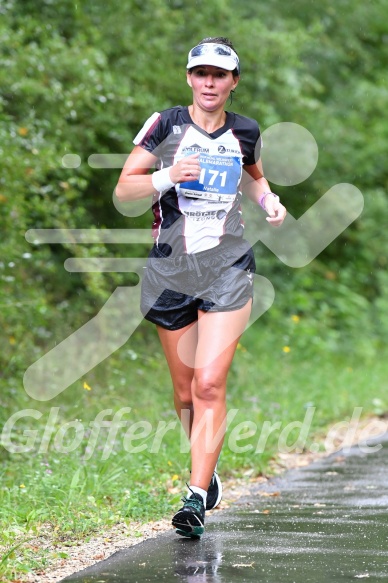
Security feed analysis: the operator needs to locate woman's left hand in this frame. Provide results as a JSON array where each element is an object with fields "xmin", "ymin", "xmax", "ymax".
[
  {"xmin": 264, "ymin": 194, "xmax": 287, "ymax": 227},
  {"xmin": 242, "ymin": 162, "xmax": 287, "ymax": 227}
]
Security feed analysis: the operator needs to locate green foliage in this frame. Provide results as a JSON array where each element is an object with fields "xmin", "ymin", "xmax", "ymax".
[{"xmin": 1, "ymin": 0, "xmax": 388, "ymax": 383}]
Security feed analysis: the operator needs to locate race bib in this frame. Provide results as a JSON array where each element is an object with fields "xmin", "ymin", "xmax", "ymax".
[{"xmin": 179, "ymin": 153, "xmax": 241, "ymax": 202}]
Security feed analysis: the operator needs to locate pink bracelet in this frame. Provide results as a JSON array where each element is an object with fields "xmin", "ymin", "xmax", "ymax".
[{"xmin": 259, "ymin": 192, "xmax": 279, "ymax": 210}]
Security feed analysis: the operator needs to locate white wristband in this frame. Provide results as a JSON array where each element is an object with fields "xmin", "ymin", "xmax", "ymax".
[{"xmin": 151, "ymin": 167, "xmax": 175, "ymax": 192}]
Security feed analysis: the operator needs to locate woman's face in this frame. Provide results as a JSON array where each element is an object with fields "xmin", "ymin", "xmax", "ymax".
[{"xmin": 187, "ymin": 65, "xmax": 239, "ymax": 112}]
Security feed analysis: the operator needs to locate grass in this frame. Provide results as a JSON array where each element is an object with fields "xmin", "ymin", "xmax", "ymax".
[{"xmin": 1, "ymin": 317, "xmax": 387, "ymax": 580}]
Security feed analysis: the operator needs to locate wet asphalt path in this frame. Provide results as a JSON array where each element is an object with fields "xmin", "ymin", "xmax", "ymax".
[{"xmin": 62, "ymin": 435, "xmax": 388, "ymax": 582}]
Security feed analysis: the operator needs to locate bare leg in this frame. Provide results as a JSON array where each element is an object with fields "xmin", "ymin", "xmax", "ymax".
[
  {"xmin": 157, "ymin": 322, "xmax": 197, "ymax": 437},
  {"xmin": 189, "ymin": 301, "xmax": 252, "ymax": 491},
  {"xmin": 157, "ymin": 301, "xmax": 251, "ymax": 494}
]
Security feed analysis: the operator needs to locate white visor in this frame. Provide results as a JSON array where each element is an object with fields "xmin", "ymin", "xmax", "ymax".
[{"xmin": 187, "ymin": 43, "xmax": 240, "ymax": 74}]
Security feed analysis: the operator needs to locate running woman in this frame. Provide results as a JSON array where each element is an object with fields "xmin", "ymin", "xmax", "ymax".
[{"xmin": 116, "ymin": 37, "xmax": 287, "ymax": 538}]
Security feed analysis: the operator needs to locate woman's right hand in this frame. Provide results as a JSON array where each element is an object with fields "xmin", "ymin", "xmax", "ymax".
[{"xmin": 169, "ymin": 153, "xmax": 201, "ymax": 184}]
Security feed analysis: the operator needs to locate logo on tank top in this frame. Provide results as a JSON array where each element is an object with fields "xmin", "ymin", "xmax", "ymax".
[
  {"xmin": 218, "ymin": 145, "xmax": 240, "ymax": 154},
  {"xmin": 182, "ymin": 143, "xmax": 210, "ymax": 153},
  {"xmin": 216, "ymin": 209, "xmax": 227, "ymax": 220}
]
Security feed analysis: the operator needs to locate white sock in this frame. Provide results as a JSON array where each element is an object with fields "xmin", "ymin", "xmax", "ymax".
[{"xmin": 188, "ymin": 485, "xmax": 207, "ymax": 506}]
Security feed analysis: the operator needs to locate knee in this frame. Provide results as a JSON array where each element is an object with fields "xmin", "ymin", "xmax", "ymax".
[
  {"xmin": 174, "ymin": 381, "xmax": 193, "ymax": 408},
  {"xmin": 192, "ymin": 375, "xmax": 223, "ymax": 403}
]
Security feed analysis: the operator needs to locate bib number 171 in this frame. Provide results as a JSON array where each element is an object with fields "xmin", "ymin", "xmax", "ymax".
[{"xmin": 198, "ymin": 168, "xmax": 227, "ymax": 188}]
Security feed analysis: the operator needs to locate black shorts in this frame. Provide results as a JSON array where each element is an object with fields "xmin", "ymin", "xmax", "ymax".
[{"xmin": 140, "ymin": 238, "xmax": 256, "ymax": 330}]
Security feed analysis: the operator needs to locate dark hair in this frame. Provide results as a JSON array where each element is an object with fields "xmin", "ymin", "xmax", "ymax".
[
  {"xmin": 198, "ymin": 37, "xmax": 237, "ymax": 52},
  {"xmin": 189, "ymin": 36, "xmax": 240, "ymax": 78}
]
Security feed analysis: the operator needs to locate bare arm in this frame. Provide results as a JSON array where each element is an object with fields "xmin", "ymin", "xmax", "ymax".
[
  {"xmin": 115, "ymin": 146, "xmax": 159, "ymax": 202},
  {"xmin": 241, "ymin": 160, "xmax": 287, "ymax": 226},
  {"xmin": 115, "ymin": 146, "xmax": 201, "ymax": 202}
]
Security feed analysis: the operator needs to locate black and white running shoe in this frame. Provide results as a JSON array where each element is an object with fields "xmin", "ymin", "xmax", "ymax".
[
  {"xmin": 172, "ymin": 491, "xmax": 205, "ymax": 538},
  {"xmin": 206, "ymin": 470, "xmax": 222, "ymax": 510}
]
